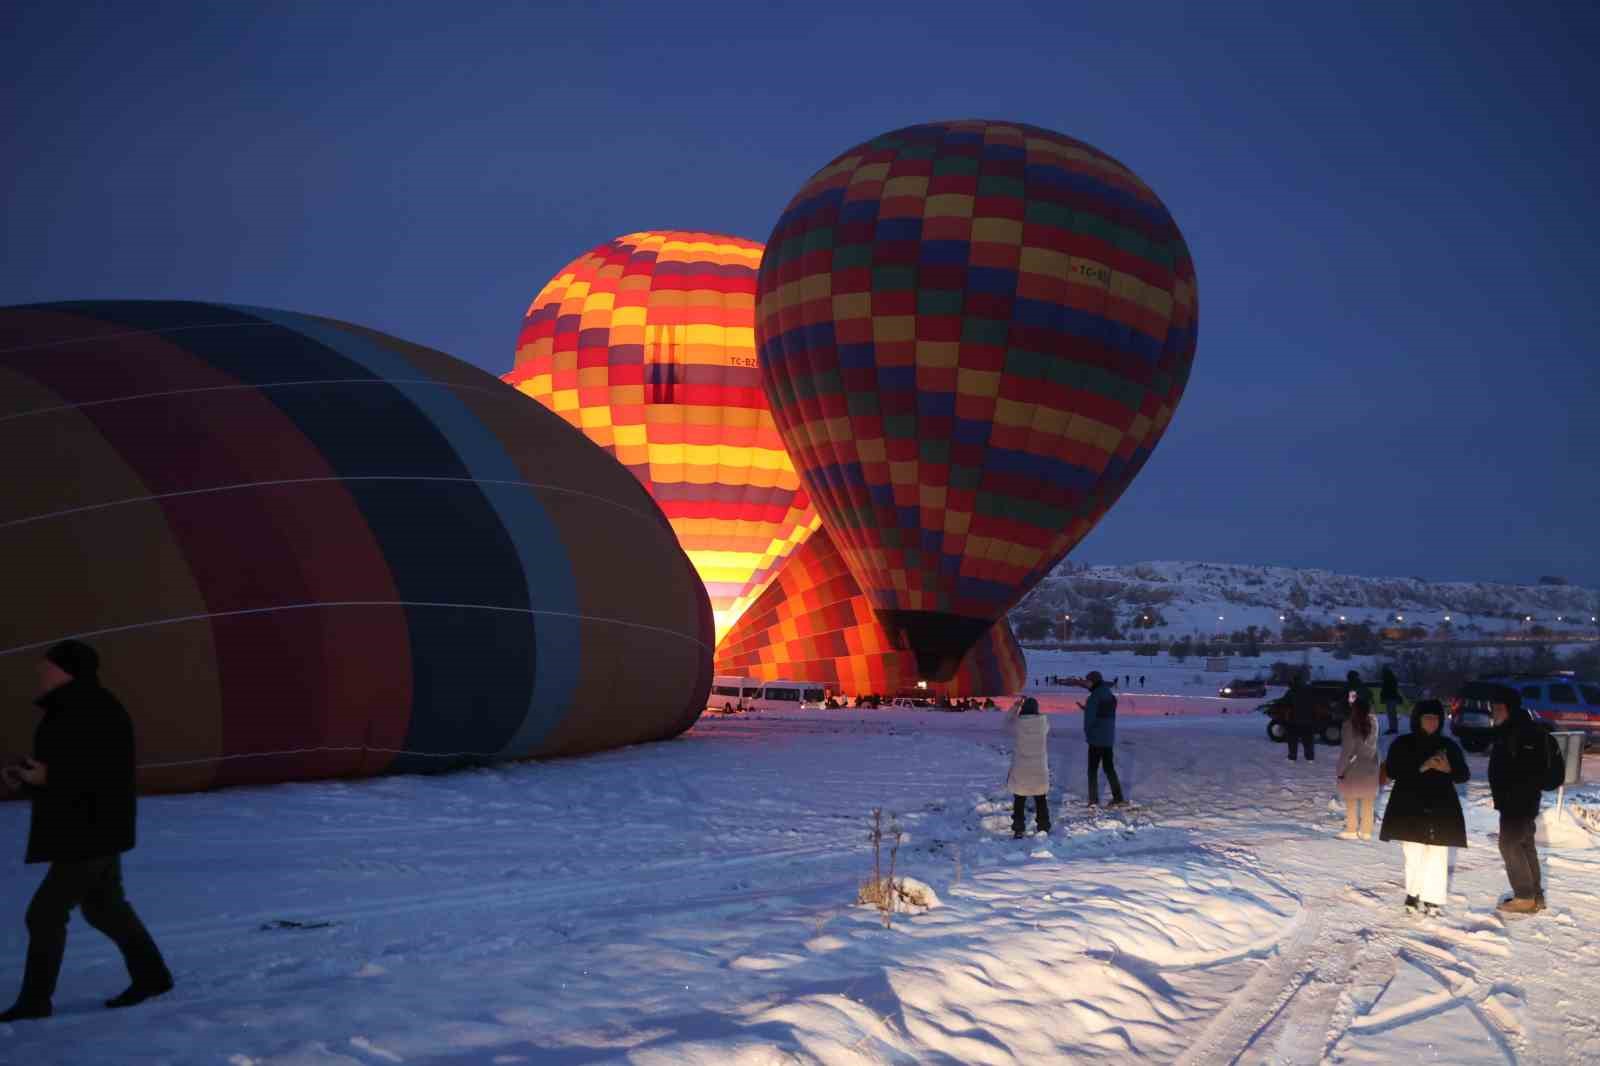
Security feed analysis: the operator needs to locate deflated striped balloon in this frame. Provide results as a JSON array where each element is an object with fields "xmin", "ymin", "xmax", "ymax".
[
  {"xmin": 506, "ymin": 231, "xmax": 818, "ymax": 641},
  {"xmin": 0, "ymin": 301, "xmax": 712, "ymax": 794},
  {"xmin": 757, "ymin": 120, "xmax": 1197, "ymax": 680}
]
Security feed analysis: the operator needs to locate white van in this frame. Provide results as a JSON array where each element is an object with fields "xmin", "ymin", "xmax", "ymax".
[
  {"xmin": 745, "ymin": 680, "xmax": 828, "ymax": 713},
  {"xmin": 708, "ymin": 676, "xmax": 760, "ymax": 713}
]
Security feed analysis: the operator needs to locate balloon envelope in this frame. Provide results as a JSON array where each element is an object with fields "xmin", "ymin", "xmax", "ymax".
[
  {"xmin": 0, "ymin": 301, "xmax": 712, "ymax": 794},
  {"xmin": 714, "ymin": 527, "xmax": 1024, "ymax": 698},
  {"xmin": 506, "ymin": 231, "xmax": 818, "ymax": 641},
  {"xmin": 757, "ymin": 120, "xmax": 1197, "ymax": 679}
]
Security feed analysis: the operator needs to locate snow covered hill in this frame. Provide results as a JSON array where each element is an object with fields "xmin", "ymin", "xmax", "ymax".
[{"xmin": 1011, "ymin": 560, "xmax": 1600, "ymax": 643}]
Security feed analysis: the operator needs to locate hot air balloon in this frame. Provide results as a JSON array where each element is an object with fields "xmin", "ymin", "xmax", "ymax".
[
  {"xmin": 715, "ymin": 527, "xmax": 1024, "ymax": 698},
  {"xmin": 506, "ymin": 231, "xmax": 818, "ymax": 641},
  {"xmin": 757, "ymin": 120, "xmax": 1197, "ymax": 679},
  {"xmin": 0, "ymin": 301, "xmax": 712, "ymax": 794}
]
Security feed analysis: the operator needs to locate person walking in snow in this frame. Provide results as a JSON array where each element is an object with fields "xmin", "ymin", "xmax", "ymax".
[
  {"xmin": 1379, "ymin": 700, "xmax": 1469, "ymax": 917},
  {"xmin": 1487, "ymin": 687, "xmax": 1549, "ymax": 914},
  {"xmin": 1379, "ymin": 666, "xmax": 1402, "ymax": 735},
  {"xmin": 1337, "ymin": 693, "xmax": 1380, "ymax": 839},
  {"xmin": 0, "ymin": 641, "xmax": 173, "ymax": 1023},
  {"xmin": 1284, "ymin": 674, "xmax": 1318, "ymax": 762},
  {"xmin": 1081, "ymin": 671, "xmax": 1124, "ymax": 806},
  {"xmin": 1005, "ymin": 697, "xmax": 1051, "ymax": 837}
]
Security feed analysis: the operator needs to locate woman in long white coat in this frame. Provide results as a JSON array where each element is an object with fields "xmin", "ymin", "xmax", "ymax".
[
  {"xmin": 1006, "ymin": 697, "xmax": 1051, "ymax": 838},
  {"xmin": 1337, "ymin": 693, "xmax": 1381, "ymax": 839}
]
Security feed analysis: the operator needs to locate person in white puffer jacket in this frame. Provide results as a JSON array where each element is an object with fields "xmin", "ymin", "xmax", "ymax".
[{"xmin": 1006, "ymin": 697, "xmax": 1051, "ymax": 838}]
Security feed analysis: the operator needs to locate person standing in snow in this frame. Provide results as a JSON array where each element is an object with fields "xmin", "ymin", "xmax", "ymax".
[
  {"xmin": 0, "ymin": 641, "xmax": 173, "ymax": 1023},
  {"xmin": 1081, "ymin": 671, "xmax": 1124, "ymax": 806},
  {"xmin": 1379, "ymin": 666, "xmax": 1402, "ymax": 735},
  {"xmin": 1337, "ymin": 693, "xmax": 1380, "ymax": 839},
  {"xmin": 1487, "ymin": 687, "xmax": 1549, "ymax": 914},
  {"xmin": 1005, "ymin": 697, "xmax": 1051, "ymax": 838},
  {"xmin": 1284, "ymin": 674, "xmax": 1318, "ymax": 762},
  {"xmin": 1378, "ymin": 700, "xmax": 1469, "ymax": 917}
]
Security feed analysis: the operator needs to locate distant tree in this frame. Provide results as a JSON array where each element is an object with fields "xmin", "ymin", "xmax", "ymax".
[
  {"xmin": 1170, "ymin": 637, "xmax": 1193, "ymax": 663},
  {"xmin": 1288, "ymin": 583, "xmax": 1310, "ymax": 609},
  {"xmin": 1081, "ymin": 600, "xmax": 1120, "ymax": 640},
  {"xmin": 1013, "ymin": 615, "xmax": 1054, "ymax": 643}
]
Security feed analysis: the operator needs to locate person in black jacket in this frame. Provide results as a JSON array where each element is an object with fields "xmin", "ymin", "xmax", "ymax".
[
  {"xmin": 1487, "ymin": 687, "xmax": 1548, "ymax": 914},
  {"xmin": 0, "ymin": 641, "xmax": 172, "ymax": 1022},
  {"xmin": 1379, "ymin": 666, "xmax": 1402, "ymax": 735},
  {"xmin": 1378, "ymin": 700, "xmax": 1469, "ymax": 917},
  {"xmin": 1284, "ymin": 674, "xmax": 1318, "ymax": 762}
]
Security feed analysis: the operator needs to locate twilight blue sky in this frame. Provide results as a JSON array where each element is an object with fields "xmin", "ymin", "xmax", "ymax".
[{"xmin": 4, "ymin": 1, "xmax": 1595, "ymax": 585}]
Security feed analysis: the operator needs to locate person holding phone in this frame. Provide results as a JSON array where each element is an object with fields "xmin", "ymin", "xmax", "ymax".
[
  {"xmin": 1, "ymin": 641, "xmax": 172, "ymax": 1023},
  {"xmin": 1378, "ymin": 700, "xmax": 1470, "ymax": 917}
]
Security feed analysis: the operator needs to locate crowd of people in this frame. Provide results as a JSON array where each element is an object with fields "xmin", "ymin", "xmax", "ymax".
[{"xmin": 1005, "ymin": 671, "xmax": 1564, "ymax": 921}]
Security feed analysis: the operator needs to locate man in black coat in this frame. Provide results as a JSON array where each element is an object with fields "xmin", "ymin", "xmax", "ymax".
[
  {"xmin": 0, "ymin": 641, "xmax": 172, "ymax": 1022},
  {"xmin": 1284, "ymin": 674, "xmax": 1318, "ymax": 762},
  {"xmin": 1487, "ymin": 687, "xmax": 1548, "ymax": 914},
  {"xmin": 1379, "ymin": 666, "xmax": 1402, "ymax": 735}
]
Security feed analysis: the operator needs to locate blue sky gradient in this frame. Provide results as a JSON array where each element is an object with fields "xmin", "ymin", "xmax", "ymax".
[{"xmin": 4, "ymin": 1, "xmax": 1594, "ymax": 584}]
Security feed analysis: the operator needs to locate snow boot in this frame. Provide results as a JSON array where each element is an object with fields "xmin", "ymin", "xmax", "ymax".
[
  {"xmin": 1534, "ymin": 893, "xmax": 1547, "ymax": 912},
  {"xmin": 0, "ymin": 1000, "xmax": 51, "ymax": 1023},
  {"xmin": 1404, "ymin": 894, "xmax": 1419, "ymax": 914},
  {"xmin": 1422, "ymin": 902, "xmax": 1442, "ymax": 918},
  {"xmin": 1497, "ymin": 897, "xmax": 1538, "ymax": 915},
  {"xmin": 105, "ymin": 975, "xmax": 174, "ymax": 1010}
]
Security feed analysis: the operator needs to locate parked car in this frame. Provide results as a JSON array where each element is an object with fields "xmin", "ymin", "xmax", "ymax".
[
  {"xmin": 1454, "ymin": 673, "xmax": 1600, "ymax": 750},
  {"xmin": 1218, "ymin": 678, "xmax": 1267, "ymax": 699},
  {"xmin": 1260, "ymin": 681, "xmax": 1347, "ymax": 745},
  {"xmin": 1448, "ymin": 680, "xmax": 1511, "ymax": 753}
]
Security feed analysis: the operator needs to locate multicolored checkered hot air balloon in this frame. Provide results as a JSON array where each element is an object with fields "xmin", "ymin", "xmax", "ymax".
[
  {"xmin": 758, "ymin": 120, "xmax": 1197, "ymax": 680},
  {"xmin": 506, "ymin": 231, "xmax": 818, "ymax": 640}
]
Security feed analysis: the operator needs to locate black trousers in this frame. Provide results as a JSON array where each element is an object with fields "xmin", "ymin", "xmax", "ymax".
[
  {"xmin": 17, "ymin": 856, "xmax": 170, "ymax": 1009},
  {"xmin": 1287, "ymin": 726, "xmax": 1315, "ymax": 761},
  {"xmin": 1384, "ymin": 700, "xmax": 1401, "ymax": 734},
  {"xmin": 1087, "ymin": 745, "xmax": 1124, "ymax": 803},
  {"xmin": 1498, "ymin": 814, "xmax": 1542, "ymax": 901},
  {"xmin": 1012, "ymin": 794, "xmax": 1051, "ymax": 834}
]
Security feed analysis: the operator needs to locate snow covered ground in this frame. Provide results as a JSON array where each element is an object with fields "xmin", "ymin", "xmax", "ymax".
[{"xmin": 2, "ymin": 704, "xmax": 1597, "ymax": 1064}]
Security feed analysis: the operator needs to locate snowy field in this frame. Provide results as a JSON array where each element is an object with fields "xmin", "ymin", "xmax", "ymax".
[{"xmin": 3, "ymin": 706, "xmax": 1598, "ymax": 1065}]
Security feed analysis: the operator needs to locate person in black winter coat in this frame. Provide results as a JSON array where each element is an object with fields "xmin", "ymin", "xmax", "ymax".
[
  {"xmin": 1379, "ymin": 666, "xmax": 1402, "ymax": 735},
  {"xmin": 0, "ymin": 641, "xmax": 172, "ymax": 1022},
  {"xmin": 1487, "ymin": 687, "xmax": 1549, "ymax": 914},
  {"xmin": 1284, "ymin": 675, "xmax": 1318, "ymax": 762},
  {"xmin": 1378, "ymin": 700, "xmax": 1469, "ymax": 917}
]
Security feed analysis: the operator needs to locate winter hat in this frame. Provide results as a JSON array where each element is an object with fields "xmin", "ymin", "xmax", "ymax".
[
  {"xmin": 44, "ymin": 639, "xmax": 99, "ymax": 680},
  {"xmin": 1412, "ymin": 698, "xmax": 1444, "ymax": 722},
  {"xmin": 1019, "ymin": 697, "xmax": 1040, "ymax": 715},
  {"xmin": 1485, "ymin": 684, "xmax": 1522, "ymax": 712}
]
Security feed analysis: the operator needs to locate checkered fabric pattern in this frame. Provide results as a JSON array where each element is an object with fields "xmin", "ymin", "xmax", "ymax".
[
  {"xmin": 507, "ymin": 231, "xmax": 819, "ymax": 640},
  {"xmin": 714, "ymin": 528, "xmax": 1024, "ymax": 698},
  {"xmin": 757, "ymin": 120, "xmax": 1197, "ymax": 639}
]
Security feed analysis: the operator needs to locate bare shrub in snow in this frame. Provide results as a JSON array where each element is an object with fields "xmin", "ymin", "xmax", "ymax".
[{"xmin": 857, "ymin": 808, "xmax": 934, "ymax": 927}]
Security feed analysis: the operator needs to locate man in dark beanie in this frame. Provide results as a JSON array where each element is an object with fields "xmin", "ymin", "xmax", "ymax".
[
  {"xmin": 0, "ymin": 640, "xmax": 172, "ymax": 1022},
  {"xmin": 1488, "ymin": 686, "xmax": 1550, "ymax": 914}
]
